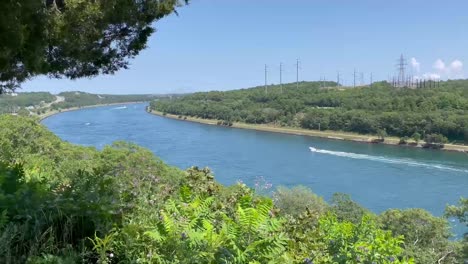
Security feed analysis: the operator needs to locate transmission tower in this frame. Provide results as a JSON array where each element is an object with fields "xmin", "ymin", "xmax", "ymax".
[
  {"xmin": 264, "ymin": 64, "xmax": 268, "ymax": 94},
  {"xmin": 396, "ymin": 54, "xmax": 407, "ymax": 87}
]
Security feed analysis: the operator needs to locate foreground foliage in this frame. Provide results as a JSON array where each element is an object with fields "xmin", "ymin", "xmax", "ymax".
[
  {"xmin": 0, "ymin": 0, "xmax": 188, "ymax": 92},
  {"xmin": 0, "ymin": 115, "xmax": 465, "ymax": 263}
]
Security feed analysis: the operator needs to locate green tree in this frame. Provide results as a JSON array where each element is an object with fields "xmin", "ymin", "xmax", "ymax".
[
  {"xmin": 379, "ymin": 209, "xmax": 460, "ymax": 263},
  {"xmin": 377, "ymin": 128, "xmax": 387, "ymax": 141},
  {"xmin": 411, "ymin": 132, "xmax": 421, "ymax": 144},
  {"xmin": 16, "ymin": 108, "xmax": 30, "ymax": 117},
  {"xmin": 0, "ymin": 0, "xmax": 188, "ymax": 92},
  {"xmin": 424, "ymin": 133, "xmax": 449, "ymax": 144},
  {"xmin": 445, "ymin": 198, "xmax": 468, "ymax": 260},
  {"xmin": 330, "ymin": 193, "xmax": 370, "ymax": 224},
  {"xmin": 273, "ymin": 185, "xmax": 328, "ymax": 217}
]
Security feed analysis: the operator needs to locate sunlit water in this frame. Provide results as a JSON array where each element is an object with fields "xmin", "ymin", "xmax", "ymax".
[{"xmin": 42, "ymin": 103, "xmax": 468, "ymax": 237}]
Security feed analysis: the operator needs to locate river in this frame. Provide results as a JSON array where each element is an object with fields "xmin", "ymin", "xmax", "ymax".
[{"xmin": 42, "ymin": 103, "xmax": 467, "ymax": 236}]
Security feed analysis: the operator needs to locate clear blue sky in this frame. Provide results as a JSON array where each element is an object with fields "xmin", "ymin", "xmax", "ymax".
[{"xmin": 24, "ymin": 0, "xmax": 468, "ymax": 94}]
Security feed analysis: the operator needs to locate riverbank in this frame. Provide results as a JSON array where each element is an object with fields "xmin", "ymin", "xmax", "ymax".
[
  {"xmin": 148, "ymin": 110, "xmax": 468, "ymax": 153},
  {"xmin": 39, "ymin": 102, "xmax": 146, "ymax": 121}
]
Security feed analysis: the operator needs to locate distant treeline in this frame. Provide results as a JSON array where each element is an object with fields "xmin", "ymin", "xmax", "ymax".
[
  {"xmin": 0, "ymin": 92, "xmax": 55, "ymax": 113},
  {"xmin": 151, "ymin": 80, "xmax": 468, "ymax": 144},
  {"xmin": 0, "ymin": 91, "xmax": 161, "ymax": 115},
  {"xmin": 51, "ymin": 92, "xmax": 155, "ymax": 110}
]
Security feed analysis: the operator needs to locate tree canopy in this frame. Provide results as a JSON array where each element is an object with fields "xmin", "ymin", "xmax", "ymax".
[{"xmin": 0, "ymin": 0, "xmax": 188, "ymax": 92}]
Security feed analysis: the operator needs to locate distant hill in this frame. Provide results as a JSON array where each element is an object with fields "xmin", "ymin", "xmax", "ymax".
[
  {"xmin": 50, "ymin": 91, "xmax": 156, "ymax": 110},
  {"xmin": 150, "ymin": 80, "xmax": 468, "ymax": 144},
  {"xmin": 0, "ymin": 92, "xmax": 56, "ymax": 114},
  {"xmin": 0, "ymin": 91, "xmax": 171, "ymax": 116}
]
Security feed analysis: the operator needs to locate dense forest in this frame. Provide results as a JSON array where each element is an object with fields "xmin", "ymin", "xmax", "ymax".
[
  {"xmin": 151, "ymin": 80, "xmax": 468, "ymax": 145},
  {"xmin": 0, "ymin": 115, "xmax": 466, "ymax": 263}
]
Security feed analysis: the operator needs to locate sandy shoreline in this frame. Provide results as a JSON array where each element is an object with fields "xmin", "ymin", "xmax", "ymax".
[{"xmin": 148, "ymin": 110, "xmax": 468, "ymax": 154}]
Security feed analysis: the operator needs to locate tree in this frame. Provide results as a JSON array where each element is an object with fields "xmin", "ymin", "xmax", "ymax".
[
  {"xmin": 17, "ymin": 108, "xmax": 30, "ymax": 116},
  {"xmin": 379, "ymin": 209, "xmax": 459, "ymax": 263},
  {"xmin": 446, "ymin": 197, "xmax": 468, "ymax": 227},
  {"xmin": 0, "ymin": 0, "xmax": 188, "ymax": 93},
  {"xmin": 273, "ymin": 185, "xmax": 328, "ymax": 217},
  {"xmin": 330, "ymin": 193, "xmax": 370, "ymax": 224},
  {"xmin": 377, "ymin": 128, "xmax": 387, "ymax": 142},
  {"xmin": 411, "ymin": 132, "xmax": 421, "ymax": 144},
  {"xmin": 445, "ymin": 198, "xmax": 468, "ymax": 260},
  {"xmin": 424, "ymin": 133, "xmax": 448, "ymax": 144}
]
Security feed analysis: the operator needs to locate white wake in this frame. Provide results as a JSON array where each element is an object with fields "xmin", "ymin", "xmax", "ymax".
[
  {"xmin": 112, "ymin": 106, "xmax": 127, "ymax": 110},
  {"xmin": 312, "ymin": 148, "xmax": 468, "ymax": 173}
]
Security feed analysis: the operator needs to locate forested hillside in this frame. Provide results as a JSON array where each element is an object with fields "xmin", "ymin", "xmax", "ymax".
[
  {"xmin": 151, "ymin": 80, "xmax": 468, "ymax": 144},
  {"xmin": 50, "ymin": 92, "xmax": 157, "ymax": 110},
  {"xmin": 0, "ymin": 91, "xmax": 159, "ymax": 116},
  {"xmin": 0, "ymin": 92, "xmax": 56, "ymax": 114},
  {"xmin": 0, "ymin": 115, "xmax": 465, "ymax": 263}
]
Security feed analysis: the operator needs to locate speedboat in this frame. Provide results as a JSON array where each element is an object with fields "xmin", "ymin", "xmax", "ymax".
[{"xmin": 309, "ymin": 147, "xmax": 317, "ymax": 152}]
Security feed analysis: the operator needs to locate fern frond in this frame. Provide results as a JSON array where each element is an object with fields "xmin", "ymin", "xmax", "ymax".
[
  {"xmin": 144, "ymin": 229, "xmax": 164, "ymax": 242},
  {"xmin": 179, "ymin": 185, "xmax": 192, "ymax": 203},
  {"xmin": 161, "ymin": 212, "xmax": 176, "ymax": 235}
]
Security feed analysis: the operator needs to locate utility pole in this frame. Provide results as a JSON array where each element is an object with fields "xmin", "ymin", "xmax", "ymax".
[
  {"xmin": 337, "ymin": 71, "xmax": 340, "ymax": 86},
  {"xmin": 264, "ymin": 64, "xmax": 268, "ymax": 94},
  {"xmin": 353, "ymin": 69, "xmax": 356, "ymax": 88},
  {"xmin": 370, "ymin": 72, "xmax": 373, "ymax": 88},
  {"xmin": 279, "ymin": 62, "xmax": 283, "ymax": 93},
  {"xmin": 296, "ymin": 59, "xmax": 300, "ymax": 89}
]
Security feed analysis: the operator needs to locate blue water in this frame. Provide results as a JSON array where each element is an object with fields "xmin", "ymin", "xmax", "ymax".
[{"xmin": 42, "ymin": 103, "xmax": 468, "ymax": 236}]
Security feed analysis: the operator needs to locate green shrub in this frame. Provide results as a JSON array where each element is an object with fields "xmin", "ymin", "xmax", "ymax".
[{"xmin": 273, "ymin": 185, "xmax": 328, "ymax": 217}]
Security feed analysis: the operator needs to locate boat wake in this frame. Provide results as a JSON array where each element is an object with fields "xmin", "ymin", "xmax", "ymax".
[
  {"xmin": 310, "ymin": 147, "xmax": 468, "ymax": 173},
  {"xmin": 113, "ymin": 106, "xmax": 127, "ymax": 110}
]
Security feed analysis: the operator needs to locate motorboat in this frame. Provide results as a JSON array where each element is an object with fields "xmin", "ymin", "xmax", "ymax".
[{"xmin": 309, "ymin": 147, "xmax": 318, "ymax": 152}]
